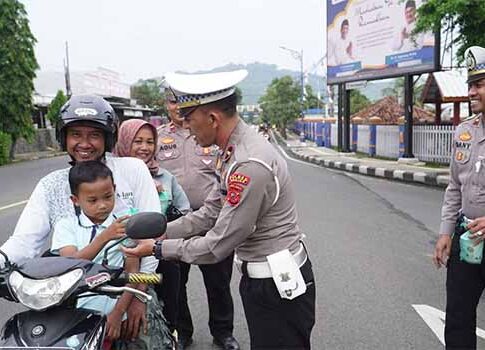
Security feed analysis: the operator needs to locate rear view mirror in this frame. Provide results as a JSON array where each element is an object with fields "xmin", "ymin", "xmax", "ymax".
[{"xmin": 125, "ymin": 212, "xmax": 167, "ymax": 239}]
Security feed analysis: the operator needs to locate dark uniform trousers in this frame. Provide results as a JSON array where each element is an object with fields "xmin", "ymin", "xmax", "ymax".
[
  {"xmin": 239, "ymin": 259, "xmax": 316, "ymax": 350},
  {"xmin": 446, "ymin": 230, "xmax": 485, "ymax": 350},
  {"xmin": 178, "ymin": 252, "xmax": 235, "ymax": 339}
]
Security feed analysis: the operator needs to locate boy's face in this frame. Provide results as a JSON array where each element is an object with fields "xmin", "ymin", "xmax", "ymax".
[{"xmin": 71, "ymin": 177, "xmax": 116, "ymax": 224}]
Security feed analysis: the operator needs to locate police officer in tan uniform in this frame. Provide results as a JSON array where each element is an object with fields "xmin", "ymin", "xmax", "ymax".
[
  {"xmin": 433, "ymin": 46, "xmax": 485, "ymax": 350},
  {"xmin": 156, "ymin": 89, "xmax": 239, "ymax": 350},
  {"xmin": 123, "ymin": 70, "xmax": 316, "ymax": 349}
]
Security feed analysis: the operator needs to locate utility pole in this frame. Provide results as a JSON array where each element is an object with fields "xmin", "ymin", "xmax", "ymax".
[
  {"xmin": 280, "ymin": 46, "xmax": 304, "ymax": 117},
  {"xmin": 403, "ymin": 74, "xmax": 414, "ymax": 158},
  {"xmin": 64, "ymin": 41, "xmax": 72, "ymax": 97}
]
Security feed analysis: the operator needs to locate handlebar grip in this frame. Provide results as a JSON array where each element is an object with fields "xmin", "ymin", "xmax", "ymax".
[{"xmin": 126, "ymin": 273, "xmax": 162, "ymax": 285}]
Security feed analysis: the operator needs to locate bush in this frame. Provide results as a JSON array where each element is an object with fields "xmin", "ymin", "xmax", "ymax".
[{"xmin": 0, "ymin": 131, "xmax": 12, "ymax": 165}]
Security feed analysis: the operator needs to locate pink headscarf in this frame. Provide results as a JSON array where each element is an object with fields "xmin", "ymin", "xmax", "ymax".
[{"xmin": 114, "ymin": 119, "xmax": 159, "ymax": 176}]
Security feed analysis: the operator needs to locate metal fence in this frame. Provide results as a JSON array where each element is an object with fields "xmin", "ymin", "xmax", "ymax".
[
  {"xmin": 331, "ymin": 123, "xmax": 338, "ymax": 147},
  {"xmin": 413, "ymin": 125, "xmax": 455, "ymax": 164},
  {"xmin": 376, "ymin": 125, "xmax": 400, "ymax": 159},
  {"xmin": 296, "ymin": 121, "xmax": 456, "ymax": 164},
  {"xmin": 357, "ymin": 125, "xmax": 370, "ymax": 153}
]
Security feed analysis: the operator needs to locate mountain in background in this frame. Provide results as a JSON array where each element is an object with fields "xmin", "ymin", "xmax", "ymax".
[
  {"xmin": 187, "ymin": 62, "xmax": 328, "ymax": 105},
  {"xmin": 34, "ymin": 63, "xmax": 395, "ymax": 106},
  {"xmin": 187, "ymin": 63, "xmax": 395, "ymax": 104}
]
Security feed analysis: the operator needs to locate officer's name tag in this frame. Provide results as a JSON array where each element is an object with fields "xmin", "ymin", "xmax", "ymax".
[{"xmin": 266, "ymin": 249, "xmax": 306, "ymax": 300}]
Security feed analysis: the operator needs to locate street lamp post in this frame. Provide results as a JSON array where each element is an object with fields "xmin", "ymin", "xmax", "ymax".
[{"xmin": 280, "ymin": 46, "xmax": 304, "ymax": 117}]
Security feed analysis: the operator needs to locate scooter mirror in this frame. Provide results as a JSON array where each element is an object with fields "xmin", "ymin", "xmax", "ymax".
[{"xmin": 125, "ymin": 212, "xmax": 167, "ymax": 239}]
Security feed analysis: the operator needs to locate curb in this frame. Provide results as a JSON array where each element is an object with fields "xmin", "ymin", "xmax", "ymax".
[
  {"xmin": 273, "ymin": 132, "xmax": 449, "ymax": 189},
  {"xmin": 8, "ymin": 151, "xmax": 67, "ymax": 165}
]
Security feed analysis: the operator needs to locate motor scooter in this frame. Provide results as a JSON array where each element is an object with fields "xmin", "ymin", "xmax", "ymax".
[{"xmin": 0, "ymin": 212, "xmax": 175, "ymax": 350}]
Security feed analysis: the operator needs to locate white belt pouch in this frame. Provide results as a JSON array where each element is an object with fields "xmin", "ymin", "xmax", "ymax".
[{"xmin": 266, "ymin": 249, "xmax": 307, "ymax": 300}]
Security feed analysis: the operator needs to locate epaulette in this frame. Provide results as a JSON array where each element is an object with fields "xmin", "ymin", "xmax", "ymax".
[{"xmin": 460, "ymin": 114, "xmax": 478, "ymax": 125}]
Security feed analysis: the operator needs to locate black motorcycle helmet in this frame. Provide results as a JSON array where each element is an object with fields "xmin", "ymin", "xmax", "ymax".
[{"xmin": 56, "ymin": 95, "xmax": 119, "ymax": 153}]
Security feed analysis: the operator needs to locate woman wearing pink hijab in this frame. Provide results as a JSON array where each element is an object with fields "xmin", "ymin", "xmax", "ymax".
[{"xmin": 114, "ymin": 118, "xmax": 190, "ymax": 336}]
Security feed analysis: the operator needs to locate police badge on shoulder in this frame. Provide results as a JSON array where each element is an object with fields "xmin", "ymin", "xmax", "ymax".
[{"xmin": 266, "ymin": 249, "xmax": 306, "ymax": 300}]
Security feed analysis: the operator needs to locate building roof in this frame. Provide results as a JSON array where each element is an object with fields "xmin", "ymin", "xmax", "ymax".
[
  {"xmin": 421, "ymin": 71, "xmax": 468, "ymax": 103},
  {"xmin": 351, "ymin": 96, "xmax": 435, "ymax": 124}
]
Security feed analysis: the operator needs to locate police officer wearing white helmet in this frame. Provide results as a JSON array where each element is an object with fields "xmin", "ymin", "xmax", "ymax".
[
  {"xmin": 157, "ymin": 86, "xmax": 238, "ymax": 350},
  {"xmin": 122, "ymin": 70, "xmax": 316, "ymax": 349},
  {"xmin": 434, "ymin": 46, "xmax": 485, "ymax": 349}
]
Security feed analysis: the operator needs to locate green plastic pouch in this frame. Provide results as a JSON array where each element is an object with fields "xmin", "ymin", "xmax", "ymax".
[
  {"xmin": 159, "ymin": 191, "xmax": 170, "ymax": 214},
  {"xmin": 460, "ymin": 230, "xmax": 484, "ymax": 264}
]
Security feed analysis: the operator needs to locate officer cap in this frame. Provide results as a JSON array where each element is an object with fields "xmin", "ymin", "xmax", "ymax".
[
  {"xmin": 164, "ymin": 70, "xmax": 248, "ymax": 112},
  {"xmin": 465, "ymin": 46, "xmax": 485, "ymax": 83}
]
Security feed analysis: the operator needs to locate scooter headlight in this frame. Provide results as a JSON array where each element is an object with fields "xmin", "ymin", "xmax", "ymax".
[{"xmin": 9, "ymin": 268, "xmax": 84, "ymax": 311}]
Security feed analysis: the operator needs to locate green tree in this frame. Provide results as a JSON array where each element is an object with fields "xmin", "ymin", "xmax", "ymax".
[
  {"xmin": 381, "ymin": 77, "xmax": 425, "ymax": 106},
  {"xmin": 413, "ymin": 0, "xmax": 485, "ymax": 62},
  {"xmin": 303, "ymin": 85, "xmax": 323, "ymax": 110},
  {"xmin": 258, "ymin": 76, "xmax": 301, "ymax": 139},
  {"xmin": 0, "ymin": 0, "xmax": 39, "ymax": 160},
  {"xmin": 46, "ymin": 90, "xmax": 67, "ymax": 127},
  {"xmin": 131, "ymin": 79, "xmax": 166, "ymax": 115},
  {"xmin": 350, "ymin": 90, "xmax": 371, "ymax": 114}
]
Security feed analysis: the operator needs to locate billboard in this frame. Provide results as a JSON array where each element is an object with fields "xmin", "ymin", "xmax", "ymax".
[{"xmin": 327, "ymin": 0, "xmax": 438, "ymax": 84}]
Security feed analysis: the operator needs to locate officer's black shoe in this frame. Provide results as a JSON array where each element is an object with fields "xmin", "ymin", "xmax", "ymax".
[
  {"xmin": 213, "ymin": 335, "xmax": 240, "ymax": 350},
  {"xmin": 177, "ymin": 335, "xmax": 193, "ymax": 350}
]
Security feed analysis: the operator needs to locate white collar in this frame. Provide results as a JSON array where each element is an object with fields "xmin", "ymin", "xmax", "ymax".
[{"xmin": 78, "ymin": 210, "xmax": 116, "ymax": 228}]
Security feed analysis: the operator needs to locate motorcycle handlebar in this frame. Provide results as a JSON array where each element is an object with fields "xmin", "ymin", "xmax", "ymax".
[{"xmin": 115, "ymin": 273, "xmax": 162, "ymax": 285}]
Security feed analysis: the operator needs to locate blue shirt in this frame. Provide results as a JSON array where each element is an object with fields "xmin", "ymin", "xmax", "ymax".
[{"xmin": 51, "ymin": 211, "xmax": 125, "ymax": 315}]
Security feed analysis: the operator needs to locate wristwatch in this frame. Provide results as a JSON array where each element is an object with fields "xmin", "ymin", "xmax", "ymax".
[{"xmin": 152, "ymin": 240, "xmax": 163, "ymax": 260}]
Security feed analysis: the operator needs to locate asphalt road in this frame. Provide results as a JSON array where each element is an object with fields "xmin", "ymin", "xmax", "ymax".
[{"xmin": 0, "ymin": 151, "xmax": 483, "ymax": 349}]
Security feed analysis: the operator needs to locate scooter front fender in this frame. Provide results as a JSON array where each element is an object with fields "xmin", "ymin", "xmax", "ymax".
[{"xmin": 0, "ymin": 306, "xmax": 105, "ymax": 350}]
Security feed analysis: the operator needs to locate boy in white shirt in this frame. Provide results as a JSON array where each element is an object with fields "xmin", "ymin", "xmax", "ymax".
[{"xmin": 51, "ymin": 160, "xmax": 135, "ymax": 341}]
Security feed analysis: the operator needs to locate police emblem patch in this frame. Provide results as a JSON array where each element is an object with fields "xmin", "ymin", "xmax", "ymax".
[
  {"xmin": 161, "ymin": 137, "xmax": 175, "ymax": 144},
  {"xmin": 226, "ymin": 173, "xmax": 250, "ymax": 206},
  {"xmin": 466, "ymin": 50, "xmax": 477, "ymax": 70},
  {"xmin": 455, "ymin": 149, "xmax": 471, "ymax": 164},
  {"xmin": 459, "ymin": 131, "xmax": 472, "ymax": 142},
  {"xmin": 226, "ymin": 190, "xmax": 241, "ymax": 206},
  {"xmin": 456, "ymin": 151, "xmax": 464, "ymax": 161},
  {"xmin": 229, "ymin": 173, "xmax": 251, "ymax": 186}
]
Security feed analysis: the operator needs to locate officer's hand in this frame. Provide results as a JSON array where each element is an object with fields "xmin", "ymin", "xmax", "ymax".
[
  {"xmin": 433, "ymin": 234, "xmax": 452, "ymax": 268},
  {"xmin": 121, "ymin": 239, "xmax": 155, "ymax": 258},
  {"xmin": 467, "ymin": 217, "xmax": 485, "ymax": 244}
]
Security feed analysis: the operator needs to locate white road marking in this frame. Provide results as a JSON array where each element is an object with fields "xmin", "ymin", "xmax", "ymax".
[
  {"xmin": 0, "ymin": 200, "xmax": 28, "ymax": 212},
  {"xmin": 413, "ymin": 304, "xmax": 485, "ymax": 345},
  {"xmin": 276, "ymin": 144, "xmax": 322, "ymax": 169}
]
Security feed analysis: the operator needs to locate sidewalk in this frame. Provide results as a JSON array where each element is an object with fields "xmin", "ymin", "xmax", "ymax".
[
  {"xmin": 273, "ymin": 131, "xmax": 450, "ymax": 188},
  {"xmin": 11, "ymin": 149, "xmax": 66, "ymax": 163}
]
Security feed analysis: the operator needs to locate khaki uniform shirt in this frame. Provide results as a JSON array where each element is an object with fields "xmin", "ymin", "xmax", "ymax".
[
  {"xmin": 440, "ymin": 114, "xmax": 485, "ymax": 235},
  {"xmin": 157, "ymin": 122, "xmax": 218, "ymax": 210},
  {"xmin": 162, "ymin": 119, "xmax": 303, "ymax": 264}
]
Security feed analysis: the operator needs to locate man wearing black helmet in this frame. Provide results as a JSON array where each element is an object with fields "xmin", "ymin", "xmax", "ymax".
[{"xmin": 0, "ymin": 95, "xmax": 161, "ymax": 342}]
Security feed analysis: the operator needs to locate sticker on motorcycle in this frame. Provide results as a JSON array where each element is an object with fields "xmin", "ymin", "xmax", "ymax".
[{"xmin": 85, "ymin": 272, "xmax": 111, "ymax": 288}]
